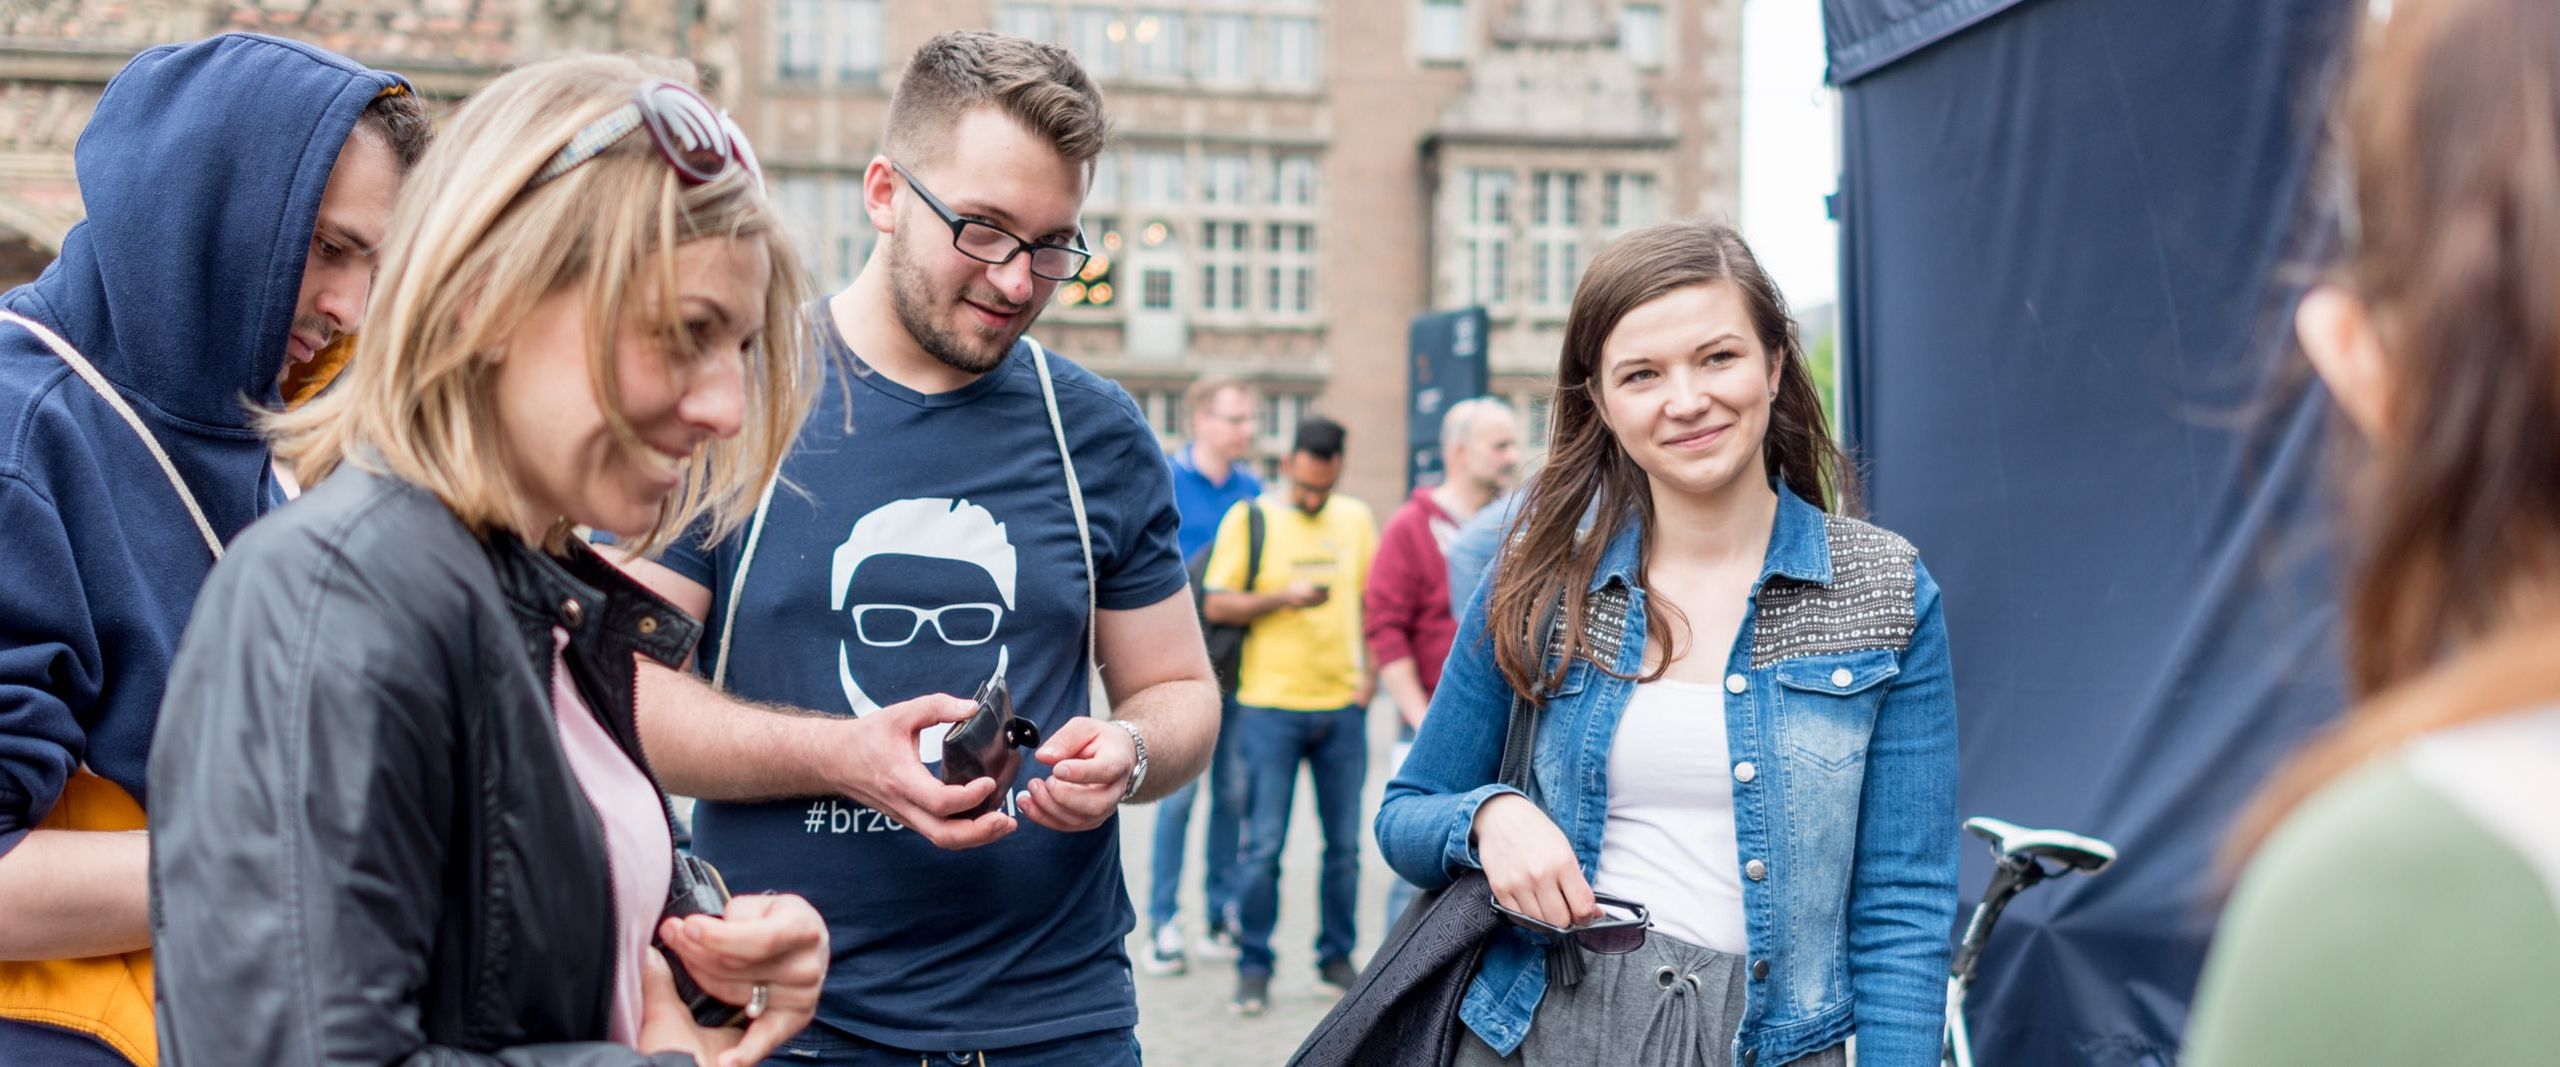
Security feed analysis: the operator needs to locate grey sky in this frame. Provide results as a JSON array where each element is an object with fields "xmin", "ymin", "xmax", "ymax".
[{"xmin": 1739, "ymin": 0, "xmax": 1841, "ymax": 311}]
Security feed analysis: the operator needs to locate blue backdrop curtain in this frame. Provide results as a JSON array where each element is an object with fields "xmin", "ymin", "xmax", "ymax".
[{"xmin": 1828, "ymin": 0, "xmax": 2359, "ymax": 1061}]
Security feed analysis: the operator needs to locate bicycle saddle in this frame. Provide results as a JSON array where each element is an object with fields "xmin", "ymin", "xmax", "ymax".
[{"xmin": 1964, "ymin": 816, "xmax": 2117, "ymax": 874}]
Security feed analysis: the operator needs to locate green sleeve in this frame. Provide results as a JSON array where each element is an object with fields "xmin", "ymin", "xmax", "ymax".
[{"xmin": 2184, "ymin": 761, "xmax": 2560, "ymax": 1065}]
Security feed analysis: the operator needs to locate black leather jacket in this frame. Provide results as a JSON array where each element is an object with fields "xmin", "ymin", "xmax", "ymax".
[{"xmin": 148, "ymin": 466, "xmax": 701, "ymax": 1066}]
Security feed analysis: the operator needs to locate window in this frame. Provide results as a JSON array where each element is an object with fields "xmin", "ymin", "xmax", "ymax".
[
  {"xmin": 1000, "ymin": 4, "xmax": 1056, "ymax": 42},
  {"xmin": 1264, "ymin": 222, "xmax": 1316, "ymax": 315},
  {"xmin": 772, "ymin": 170, "xmax": 875, "ymax": 291},
  {"xmin": 1529, "ymin": 171, "xmax": 1585, "ymax": 310},
  {"xmin": 1199, "ymin": 13, "xmax": 1253, "ymax": 83},
  {"xmin": 1201, "ymin": 220, "xmax": 1251, "ymax": 312},
  {"xmin": 1603, "ymin": 171, "xmax": 1658, "ymax": 231},
  {"xmin": 1139, "ymin": 391, "xmax": 1182, "ymax": 439},
  {"xmin": 1072, "ymin": 8, "xmax": 1124, "ymax": 78},
  {"xmin": 1266, "ymin": 16, "xmax": 1321, "ymax": 86},
  {"xmin": 1258, "ymin": 392, "xmax": 1310, "ymax": 457},
  {"xmin": 775, "ymin": 0, "xmax": 822, "ymax": 82},
  {"xmin": 1418, "ymin": 0, "xmax": 1467, "ymax": 61},
  {"xmin": 1143, "ymin": 268, "xmax": 1176, "ymax": 310},
  {"xmin": 1201, "ymin": 151, "xmax": 1252, "ymax": 205},
  {"xmin": 1459, "ymin": 168, "xmax": 1514, "ymax": 308},
  {"xmin": 1133, "ymin": 10, "xmax": 1187, "ymax": 77},
  {"xmin": 1621, "ymin": 3, "xmax": 1665, "ymax": 70},
  {"xmin": 1135, "ymin": 148, "xmax": 1186, "ymax": 205},
  {"xmin": 1268, "ymin": 153, "xmax": 1320, "ymax": 208},
  {"xmin": 776, "ymin": 0, "xmax": 884, "ymax": 87},
  {"xmin": 1090, "ymin": 150, "xmax": 1124, "ymax": 206}
]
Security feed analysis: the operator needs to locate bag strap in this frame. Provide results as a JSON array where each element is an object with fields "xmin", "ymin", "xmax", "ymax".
[
  {"xmin": 1242, "ymin": 499, "xmax": 1266, "ymax": 594},
  {"xmin": 1027, "ymin": 337, "xmax": 1109, "ymax": 718},
  {"xmin": 1, "ymin": 309, "xmax": 223, "ymax": 560},
  {"xmin": 709, "ymin": 472, "xmax": 779, "ymax": 689},
  {"xmin": 1495, "ymin": 594, "xmax": 1566, "ymax": 792}
]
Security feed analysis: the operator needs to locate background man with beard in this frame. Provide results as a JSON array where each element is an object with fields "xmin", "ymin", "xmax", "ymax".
[
  {"xmin": 610, "ymin": 30, "xmax": 1218, "ymax": 1066},
  {"xmin": 1362, "ymin": 398, "xmax": 1520, "ymax": 926}
]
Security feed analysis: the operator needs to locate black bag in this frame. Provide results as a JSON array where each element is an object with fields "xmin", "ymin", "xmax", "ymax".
[
  {"xmin": 1286, "ymin": 602, "xmax": 1560, "ymax": 1067},
  {"xmin": 1187, "ymin": 500, "xmax": 1265, "ymax": 694}
]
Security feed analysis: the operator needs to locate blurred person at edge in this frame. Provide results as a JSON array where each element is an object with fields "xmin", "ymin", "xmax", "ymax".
[
  {"xmin": 0, "ymin": 32, "xmax": 424, "ymax": 1067},
  {"xmin": 1377, "ymin": 219, "xmax": 1959, "ymax": 1066},
  {"xmin": 2187, "ymin": 1, "xmax": 2560, "ymax": 1061},
  {"xmin": 1365, "ymin": 398, "xmax": 1521, "ymax": 927},
  {"xmin": 1143, "ymin": 375, "xmax": 1264, "ymax": 976},
  {"xmin": 148, "ymin": 55, "xmax": 830, "ymax": 1067},
  {"xmin": 1201, "ymin": 415, "xmax": 1381, "ymax": 1016},
  {"xmin": 604, "ymin": 30, "xmax": 1219, "ymax": 1066}
]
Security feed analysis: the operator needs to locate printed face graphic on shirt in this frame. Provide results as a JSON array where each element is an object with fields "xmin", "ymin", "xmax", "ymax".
[{"xmin": 831, "ymin": 497, "xmax": 1016, "ymax": 762}]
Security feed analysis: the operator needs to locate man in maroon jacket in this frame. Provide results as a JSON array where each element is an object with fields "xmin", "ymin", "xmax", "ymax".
[{"xmin": 1361, "ymin": 398, "xmax": 1520, "ymax": 923}]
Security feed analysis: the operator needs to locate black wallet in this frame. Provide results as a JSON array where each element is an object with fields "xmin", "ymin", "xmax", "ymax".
[
  {"xmin": 937, "ymin": 672, "xmax": 1043, "ymax": 817},
  {"xmin": 654, "ymin": 851, "xmax": 749, "ymax": 1028}
]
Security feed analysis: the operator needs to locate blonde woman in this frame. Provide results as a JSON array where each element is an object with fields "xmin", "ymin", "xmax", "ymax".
[{"xmin": 145, "ymin": 56, "xmax": 828, "ymax": 1067}]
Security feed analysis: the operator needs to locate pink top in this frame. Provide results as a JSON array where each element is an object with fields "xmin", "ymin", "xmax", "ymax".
[{"xmin": 549, "ymin": 627, "xmax": 673, "ymax": 1045}]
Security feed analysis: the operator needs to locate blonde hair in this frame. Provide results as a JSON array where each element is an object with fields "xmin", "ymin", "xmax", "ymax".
[{"xmin": 268, "ymin": 54, "xmax": 816, "ymax": 557}]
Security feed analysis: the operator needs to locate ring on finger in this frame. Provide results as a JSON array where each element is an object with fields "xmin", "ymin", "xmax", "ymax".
[{"xmin": 747, "ymin": 981, "xmax": 770, "ymax": 1020}]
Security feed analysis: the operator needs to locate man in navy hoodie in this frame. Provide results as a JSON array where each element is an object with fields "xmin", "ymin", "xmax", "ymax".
[{"xmin": 0, "ymin": 34, "xmax": 423, "ymax": 1065}]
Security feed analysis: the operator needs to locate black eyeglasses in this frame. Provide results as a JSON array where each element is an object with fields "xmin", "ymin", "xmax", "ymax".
[
  {"xmin": 890, "ymin": 160, "xmax": 1091, "ymax": 281},
  {"xmin": 1492, "ymin": 892, "xmax": 1654, "ymax": 955},
  {"xmin": 531, "ymin": 79, "xmax": 763, "ymax": 189}
]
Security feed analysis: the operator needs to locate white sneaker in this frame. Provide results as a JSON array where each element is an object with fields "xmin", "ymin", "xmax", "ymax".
[
  {"xmin": 1195, "ymin": 917, "xmax": 1242, "ymax": 960},
  {"xmin": 1141, "ymin": 923, "xmax": 1187, "ymax": 976}
]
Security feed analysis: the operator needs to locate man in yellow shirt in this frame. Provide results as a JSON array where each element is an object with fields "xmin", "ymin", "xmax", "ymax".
[{"xmin": 1200, "ymin": 416, "xmax": 1378, "ymax": 1015}]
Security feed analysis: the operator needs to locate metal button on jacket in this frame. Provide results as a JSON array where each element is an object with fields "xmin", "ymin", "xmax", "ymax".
[
  {"xmin": 1725, "ymin": 673, "xmax": 1749, "ymax": 694},
  {"xmin": 558, "ymin": 598, "xmax": 585, "ymax": 630},
  {"xmin": 1751, "ymin": 958, "xmax": 1771, "ymax": 980},
  {"xmin": 1831, "ymin": 667, "xmax": 1854, "ymax": 688},
  {"xmin": 1733, "ymin": 761, "xmax": 1757, "ymax": 784},
  {"xmin": 1745, "ymin": 858, "xmax": 1768, "ymax": 881}
]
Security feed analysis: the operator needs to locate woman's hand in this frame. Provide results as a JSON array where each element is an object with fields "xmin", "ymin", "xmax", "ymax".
[
  {"xmin": 637, "ymin": 948, "xmax": 744, "ymax": 1065},
  {"xmin": 1471, "ymin": 793, "xmax": 1599, "ymax": 930},
  {"xmin": 656, "ymin": 893, "xmax": 830, "ymax": 1067}
]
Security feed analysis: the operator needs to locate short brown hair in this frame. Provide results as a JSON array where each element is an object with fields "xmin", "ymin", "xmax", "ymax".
[
  {"xmin": 1184, "ymin": 375, "xmax": 1247, "ymax": 422},
  {"xmin": 357, "ymin": 87, "xmax": 431, "ymax": 171},
  {"xmin": 885, "ymin": 30, "xmax": 1109, "ymax": 168}
]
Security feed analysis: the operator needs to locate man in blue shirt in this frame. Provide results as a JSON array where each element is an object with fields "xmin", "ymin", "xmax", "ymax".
[
  {"xmin": 1143, "ymin": 376, "xmax": 1261, "ymax": 975},
  {"xmin": 613, "ymin": 31, "xmax": 1219, "ymax": 1066}
]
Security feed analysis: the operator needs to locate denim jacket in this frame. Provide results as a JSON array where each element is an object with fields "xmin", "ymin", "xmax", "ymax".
[{"xmin": 1376, "ymin": 487, "xmax": 1959, "ymax": 1067}]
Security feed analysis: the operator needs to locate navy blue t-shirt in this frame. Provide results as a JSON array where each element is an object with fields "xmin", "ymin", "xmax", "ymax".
[{"xmin": 653, "ymin": 318, "xmax": 1186, "ymax": 1049}]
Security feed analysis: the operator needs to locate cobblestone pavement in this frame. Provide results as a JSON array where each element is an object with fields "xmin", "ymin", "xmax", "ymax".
[{"xmin": 1117, "ymin": 699, "xmax": 1411, "ymax": 1067}]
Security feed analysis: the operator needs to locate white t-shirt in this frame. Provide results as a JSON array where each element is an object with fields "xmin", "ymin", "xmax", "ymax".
[{"xmin": 1592, "ymin": 677, "xmax": 1748, "ymax": 955}]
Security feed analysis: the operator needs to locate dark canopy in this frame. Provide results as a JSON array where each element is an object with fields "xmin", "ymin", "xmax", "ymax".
[{"xmin": 1828, "ymin": 0, "xmax": 2359, "ymax": 1061}]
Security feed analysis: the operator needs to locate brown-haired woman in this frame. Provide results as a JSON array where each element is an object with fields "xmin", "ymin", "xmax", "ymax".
[
  {"xmin": 1376, "ymin": 219, "xmax": 1960, "ymax": 1066},
  {"xmin": 2185, "ymin": 1, "xmax": 2560, "ymax": 1061}
]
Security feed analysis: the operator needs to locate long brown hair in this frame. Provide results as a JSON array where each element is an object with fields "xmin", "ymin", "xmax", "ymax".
[
  {"xmin": 2231, "ymin": 0, "xmax": 2560, "ymax": 858},
  {"xmin": 1488, "ymin": 220, "xmax": 1853, "ymax": 700}
]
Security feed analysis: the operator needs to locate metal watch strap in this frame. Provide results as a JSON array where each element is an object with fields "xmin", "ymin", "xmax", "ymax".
[{"xmin": 1112, "ymin": 719, "xmax": 1149, "ymax": 801}]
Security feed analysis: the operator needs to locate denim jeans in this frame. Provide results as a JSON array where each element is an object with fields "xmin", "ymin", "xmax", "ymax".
[
  {"xmin": 1147, "ymin": 694, "xmax": 1245, "ymax": 931},
  {"xmin": 771, "ymin": 1021, "xmax": 1141, "ymax": 1066},
  {"xmin": 1236, "ymin": 703, "xmax": 1367, "ymax": 975}
]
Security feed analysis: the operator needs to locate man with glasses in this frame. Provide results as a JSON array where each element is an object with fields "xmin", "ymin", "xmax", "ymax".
[
  {"xmin": 613, "ymin": 30, "xmax": 1216, "ymax": 1066},
  {"xmin": 1141, "ymin": 376, "xmax": 1262, "ymax": 976}
]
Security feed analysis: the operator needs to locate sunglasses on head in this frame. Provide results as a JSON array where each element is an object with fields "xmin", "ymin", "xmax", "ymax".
[
  {"xmin": 1491, "ymin": 892, "xmax": 1653, "ymax": 955},
  {"xmin": 529, "ymin": 78, "xmax": 762, "ymax": 190}
]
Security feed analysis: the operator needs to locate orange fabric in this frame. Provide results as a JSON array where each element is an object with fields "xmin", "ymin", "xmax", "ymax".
[
  {"xmin": 279, "ymin": 333, "xmax": 355, "ymax": 410},
  {"xmin": 0, "ymin": 771, "xmax": 155, "ymax": 1066}
]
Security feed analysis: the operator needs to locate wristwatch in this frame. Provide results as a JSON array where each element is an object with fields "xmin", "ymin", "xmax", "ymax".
[{"xmin": 1112, "ymin": 719, "xmax": 1149, "ymax": 802}]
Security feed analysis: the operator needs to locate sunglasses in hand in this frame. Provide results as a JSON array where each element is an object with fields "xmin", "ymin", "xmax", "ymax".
[{"xmin": 1491, "ymin": 891, "xmax": 1654, "ymax": 955}]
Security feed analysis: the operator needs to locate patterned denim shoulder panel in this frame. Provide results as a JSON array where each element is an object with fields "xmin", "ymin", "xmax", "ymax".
[
  {"xmin": 1750, "ymin": 515, "xmax": 1919, "ymax": 668},
  {"xmin": 1535, "ymin": 582, "xmax": 1634, "ymax": 671}
]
